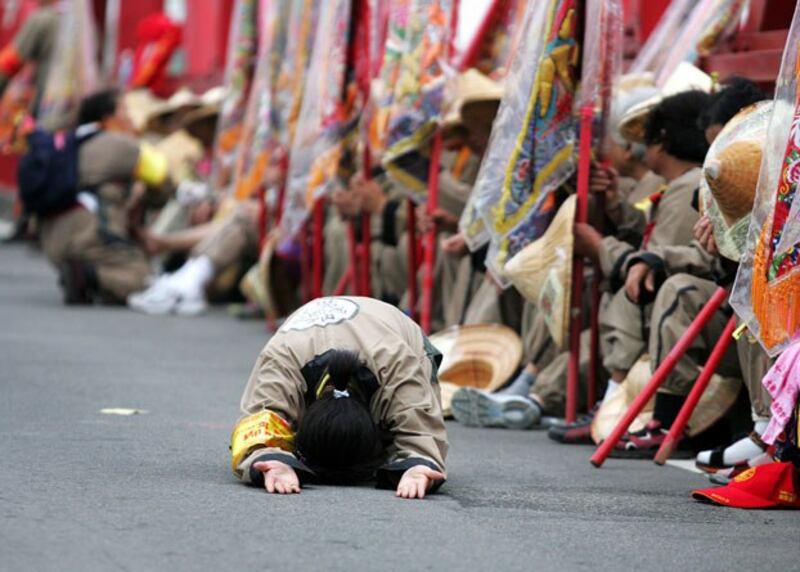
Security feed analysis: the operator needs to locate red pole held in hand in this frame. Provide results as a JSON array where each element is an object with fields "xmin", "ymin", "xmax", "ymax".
[
  {"xmin": 654, "ymin": 316, "xmax": 738, "ymax": 465},
  {"xmin": 590, "ymin": 286, "xmax": 730, "ymax": 468},
  {"xmin": 566, "ymin": 105, "xmax": 594, "ymax": 424}
]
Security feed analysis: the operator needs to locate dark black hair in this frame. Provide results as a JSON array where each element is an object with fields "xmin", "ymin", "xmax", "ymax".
[
  {"xmin": 77, "ymin": 89, "xmax": 120, "ymax": 126},
  {"xmin": 644, "ymin": 90, "xmax": 711, "ymax": 163},
  {"xmin": 295, "ymin": 350, "xmax": 384, "ymax": 483},
  {"xmin": 698, "ymin": 77, "xmax": 767, "ymax": 130}
]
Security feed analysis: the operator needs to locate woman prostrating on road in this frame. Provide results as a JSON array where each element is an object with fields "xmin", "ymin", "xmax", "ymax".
[{"xmin": 230, "ymin": 297, "xmax": 448, "ymax": 499}]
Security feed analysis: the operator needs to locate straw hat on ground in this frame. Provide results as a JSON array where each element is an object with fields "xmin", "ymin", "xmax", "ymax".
[
  {"xmin": 429, "ymin": 324, "xmax": 523, "ymax": 392},
  {"xmin": 619, "ymin": 63, "xmax": 713, "ymax": 143},
  {"xmin": 504, "ymin": 194, "xmax": 575, "ymax": 349},
  {"xmin": 591, "ymin": 355, "xmax": 742, "ymax": 444},
  {"xmin": 700, "ymin": 100, "xmax": 771, "ymax": 261}
]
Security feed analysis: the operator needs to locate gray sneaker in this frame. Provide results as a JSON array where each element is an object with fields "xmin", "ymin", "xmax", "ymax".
[{"xmin": 450, "ymin": 387, "xmax": 541, "ymax": 430}]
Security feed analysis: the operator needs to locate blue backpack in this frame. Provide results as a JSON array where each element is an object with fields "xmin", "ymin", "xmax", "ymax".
[{"xmin": 17, "ymin": 128, "xmax": 96, "ymax": 216}]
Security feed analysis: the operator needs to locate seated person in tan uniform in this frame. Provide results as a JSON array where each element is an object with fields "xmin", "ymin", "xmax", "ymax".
[
  {"xmin": 231, "ymin": 296, "xmax": 447, "ymax": 499},
  {"xmin": 38, "ymin": 89, "xmax": 170, "ymax": 304},
  {"xmin": 554, "ymin": 81, "xmax": 765, "ymax": 448}
]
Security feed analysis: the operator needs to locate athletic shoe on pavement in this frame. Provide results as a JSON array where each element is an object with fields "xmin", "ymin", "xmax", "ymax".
[
  {"xmin": 547, "ymin": 406, "xmax": 597, "ymax": 445},
  {"xmin": 450, "ymin": 387, "xmax": 542, "ymax": 430}
]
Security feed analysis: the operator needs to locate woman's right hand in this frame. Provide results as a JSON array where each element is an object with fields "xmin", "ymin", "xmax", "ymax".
[{"xmin": 252, "ymin": 460, "xmax": 301, "ymax": 494}]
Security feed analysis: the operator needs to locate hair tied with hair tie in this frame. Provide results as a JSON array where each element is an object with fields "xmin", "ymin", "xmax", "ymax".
[{"xmin": 333, "ymin": 389, "xmax": 350, "ymax": 400}]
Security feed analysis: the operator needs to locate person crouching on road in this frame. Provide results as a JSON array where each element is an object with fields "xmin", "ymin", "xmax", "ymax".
[{"xmin": 231, "ymin": 296, "xmax": 448, "ymax": 499}]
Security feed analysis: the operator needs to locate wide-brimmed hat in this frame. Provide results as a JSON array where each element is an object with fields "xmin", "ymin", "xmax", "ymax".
[
  {"xmin": 124, "ymin": 89, "xmax": 168, "ymax": 132},
  {"xmin": 699, "ymin": 100, "xmax": 772, "ymax": 261},
  {"xmin": 609, "ymin": 73, "xmax": 659, "ymax": 145},
  {"xmin": 180, "ymin": 86, "xmax": 225, "ymax": 130},
  {"xmin": 441, "ymin": 69, "xmax": 504, "ymax": 139},
  {"xmin": 591, "ymin": 354, "xmax": 742, "ymax": 444},
  {"xmin": 239, "ymin": 234, "xmax": 301, "ymax": 320},
  {"xmin": 504, "ymin": 194, "xmax": 575, "ymax": 349},
  {"xmin": 428, "ymin": 324, "xmax": 523, "ymax": 393},
  {"xmin": 619, "ymin": 62, "xmax": 713, "ymax": 143},
  {"xmin": 142, "ymin": 87, "xmax": 202, "ymax": 131}
]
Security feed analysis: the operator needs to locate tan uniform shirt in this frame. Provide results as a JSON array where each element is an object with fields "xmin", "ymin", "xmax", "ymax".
[
  {"xmin": 236, "ymin": 296, "xmax": 448, "ymax": 485},
  {"xmin": 599, "ymin": 167, "xmax": 701, "ymax": 282}
]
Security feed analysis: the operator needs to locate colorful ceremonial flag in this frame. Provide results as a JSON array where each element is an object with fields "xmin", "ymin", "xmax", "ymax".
[
  {"xmin": 282, "ymin": 0, "xmax": 353, "ymax": 237},
  {"xmin": 230, "ymin": 1, "xmax": 292, "ymax": 202},
  {"xmin": 458, "ymin": 0, "xmax": 530, "ymax": 247},
  {"xmin": 211, "ymin": 0, "xmax": 261, "ymax": 192},
  {"xmin": 467, "ymin": 0, "xmax": 579, "ymax": 279},
  {"xmin": 732, "ymin": 1, "xmax": 800, "ymax": 356},
  {"xmin": 37, "ymin": 0, "xmax": 99, "ymax": 130},
  {"xmin": 369, "ymin": 0, "xmax": 456, "ymax": 195},
  {"xmin": 643, "ymin": 0, "xmax": 749, "ymax": 87}
]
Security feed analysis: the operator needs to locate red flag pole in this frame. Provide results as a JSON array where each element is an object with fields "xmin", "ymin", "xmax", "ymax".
[
  {"xmin": 357, "ymin": 0, "xmax": 373, "ymax": 298},
  {"xmin": 458, "ymin": 0, "xmax": 502, "ymax": 69},
  {"xmin": 590, "ymin": 286, "xmax": 730, "ymax": 468},
  {"xmin": 566, "ymin": 104, "xmax": 594, "ymax": 424},
  {"xmin": 420, "ymin": 0, "xmax": 460, "ymax": 333},
  {"xmin": 407, "ymin": 200, "xmax": 419, "ymax": 321},
  {"xmin": 653, "ymin": 316, "xmax": 738, "ymax": 465},
  {"xmin": 312, "ymin": 198, "xmax": 325, "ymax": 299}
]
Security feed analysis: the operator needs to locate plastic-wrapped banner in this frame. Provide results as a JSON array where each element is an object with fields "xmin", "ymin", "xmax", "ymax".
[
  {"xmin": 282, "ymin": 0, "xmax": 352, "ymax": 237},
  {"xmin": 654, "ymin": 0, "xmax": 749, "ymax": 86},
  {"xmin": 275, "ymin": 0, "xmax": 319, "ymax": 152},
  {"xmin": 628, "ymin": 0, "xmax": 694, "ymax": 77},
  {"xmin": 231, "ymin": 1, "xmax": 292, "ymax": 201},
  {"xmin": 465, "ymin": 0, "xmax": 527, "ymax": 80},
  {"xmin": 211, "ymin": 0, "xmax": 261, "ymax": 192},
  {"xmin": 376, "ymin": 0, "xmax": 456, "ymax": 191},
  {"xmin": 731, "ymin": 2, "xmax": 800, "ymax": 357},
  {"xmin": 37, "ymin": 0, "xmax": 99, "ymax": 130},
  {"xmin": 469, "ymin": 0, "xmax": 580, "ymax": 279}
]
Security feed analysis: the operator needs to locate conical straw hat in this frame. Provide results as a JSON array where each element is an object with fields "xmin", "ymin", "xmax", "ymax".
[
  {"xmin": 705, "ymin": 140, "xmax": 762, "ymax": 226},
  {"xmin": 504, "ymin": 194, "xmax": 575, "ymax": 349},
  {"xmin": 428, "ymin": 324, "xmax": 523, "ymax": 393},
  {"xmin": 698, "ymin": 100, "xmax": 771, "ymax": 262},
  {"xmin": 591, "ymin": 355, "xmax": 742, "ymax": 443}
]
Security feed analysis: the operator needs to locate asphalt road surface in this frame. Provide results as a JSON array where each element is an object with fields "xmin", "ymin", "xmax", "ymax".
[{"xmin": 1, "ymin": 244, "xmax": 797, "ymax": 571}]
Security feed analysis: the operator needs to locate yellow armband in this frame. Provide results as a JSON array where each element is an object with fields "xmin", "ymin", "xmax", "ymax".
[
  {"xmin": 230, "ymin": 410, "xmax": 295, "ymax": 473},
  {"xmin": 135, "ymin": 142, "xmax": 169, "ymax": 187}
]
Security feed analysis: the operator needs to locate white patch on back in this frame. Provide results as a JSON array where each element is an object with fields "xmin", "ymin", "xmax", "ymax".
[{"xmin": 280, "ymin": 297, "xmax": 359, "ymax": 332}]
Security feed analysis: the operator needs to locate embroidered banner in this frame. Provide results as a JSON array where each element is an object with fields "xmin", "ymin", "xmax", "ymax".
[
  {"xmin": 210, "ymin": 0, "xmax": 260, "ymax": 192},
  {"xmin": 468, "ymin": 0, "xmax": 579, "ymax": 279},
  {"xmin": 282, "ymin": 0, "xmax": 353, "ymax": 237},
  {"xmin": 38, "ymin": 0, "xmax": 99, "ymax": 130},
  {"xmin": 732, "ymin": 2, "xmax": 800, "ymax": 356}
]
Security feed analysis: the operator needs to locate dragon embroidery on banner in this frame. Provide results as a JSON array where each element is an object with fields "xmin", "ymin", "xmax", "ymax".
[{"xmin": 489, "ymin": 0, "xmax": 579, "ymax": 270}]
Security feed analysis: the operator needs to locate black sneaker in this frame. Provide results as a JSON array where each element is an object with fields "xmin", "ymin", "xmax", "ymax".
[{"xmin": 547, "ymin": 406, "xmax": 598, "ymax": 445}]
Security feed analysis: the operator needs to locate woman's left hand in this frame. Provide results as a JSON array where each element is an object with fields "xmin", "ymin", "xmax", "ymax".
[{"xmin": 396, "ymin": 465, "xmax": 445, "ymax": 500}]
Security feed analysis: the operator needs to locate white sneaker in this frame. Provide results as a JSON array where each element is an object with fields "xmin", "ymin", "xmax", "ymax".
[
  {"xmin": 127, "ymin": 281, "xmax": 180, "ymax": 315},
  {"xmin": 173, "ymin": 290, "xmax": 208, "ymax": 317}
]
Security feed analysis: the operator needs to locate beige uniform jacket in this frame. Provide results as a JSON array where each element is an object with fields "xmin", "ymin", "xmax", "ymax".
[
  {"xmin": 598, "ymin": 167, "xmax": 701, "ymax": 289},
  {"xmin": 236, "ymin": 296, "xmax": 447, "ymax": 488}
]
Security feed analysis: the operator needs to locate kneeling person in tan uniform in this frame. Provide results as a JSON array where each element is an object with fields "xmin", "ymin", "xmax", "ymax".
[
  {"xmin": 38, "ymin": 89, "xmax": 170, "ymax": 304},
  {"xmin": 232, "ymin": 296, "xmax": 448, "ymax": 499}
]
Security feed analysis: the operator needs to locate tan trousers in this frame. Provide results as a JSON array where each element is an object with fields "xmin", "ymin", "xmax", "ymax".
[
  {"xmin": 192, "ymin": 202, "xmax": 258, "ymax": 272},
  {"xmin": 39, "ymin": 207, "xmax": 150, "ymax": 302},
  {"xmin": 647, "ymin": 274, "xmax": 740, "ymax": 395},
  {"xmin": 736, "ymin": 332, "xmax": 773, "ymax": 419},
  {"xmin": 463, "ymin": 277, "xmax": 525, "ymax": 334},
  {"xmin": 530, "ymin": 329, "xmax": 596, "ymax": 415}
]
